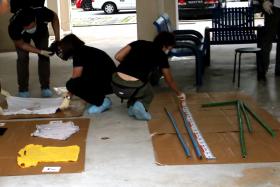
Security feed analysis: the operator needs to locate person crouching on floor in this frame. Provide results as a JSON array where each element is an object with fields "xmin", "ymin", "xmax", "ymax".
[
  {"xmin": 53, "ymin": 34, "xmax": 116, "ymax": 113},
  {"xmin": 112, "ymin": 32, "xmax": 186, "ymax": 121}
]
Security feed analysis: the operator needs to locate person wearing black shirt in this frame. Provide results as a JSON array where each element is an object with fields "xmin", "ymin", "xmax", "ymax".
[
  {"xmin": 54, "ymin": 34, "xmax": 116, "ymax": 114},
  {"xmin": 112, "ymin": 32, "xmax": 186, "ymax": 121},
  {"xmin": 8, "ymin": 7, "xmax": 60, "ymax": 97}
]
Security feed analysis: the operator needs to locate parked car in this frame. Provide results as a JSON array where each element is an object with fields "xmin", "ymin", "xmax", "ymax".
[
  {"xmin": 76, "ymin": 0, "xmax": 94, "ymax": 11},
  {"xmin": 178, "ymin": 0, "xmax": 220, "ymax": 19},
  {"xmin": 222, "ymin": 0, "xmax": 262, "ymax": 13},
  {"xmin": 92, "ymin": 0, "xmax": 136, "ymax": 14}
]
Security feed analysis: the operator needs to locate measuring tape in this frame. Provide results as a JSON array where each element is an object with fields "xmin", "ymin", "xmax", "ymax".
[{"xmin": 182, "ymin": 105, "xmax": 216, "ymax": 160}]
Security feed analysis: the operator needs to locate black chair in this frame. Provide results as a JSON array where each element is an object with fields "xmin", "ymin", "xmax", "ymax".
[
  {"xmin": 161, "ymin": 13, "xmax": 204, "ymax": 45},
  {"xmin": 153, "ymin": 14, "xmax": 205, "ymax": 86}
]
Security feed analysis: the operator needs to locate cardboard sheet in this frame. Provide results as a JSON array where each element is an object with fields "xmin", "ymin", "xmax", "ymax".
[
  {"xmin": 0, "ymin": 97, "xmax": 86, "ymax": 120},
  {"xmin": 0, "ymin": 118, "xmax": 90, "ymax": 176},
  {"xmin": 148, "ymin": 91, "xmax": 280, "ymax": 165}
]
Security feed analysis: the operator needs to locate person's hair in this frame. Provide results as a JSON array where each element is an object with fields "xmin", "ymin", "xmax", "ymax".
[
  {"xmin": 19, "ymin": 7, "xmax": 36, "ymax": 26},
  {"xmin": 58, "ymin": 34, "xmax": 85, "ymax": 60},
  {"xmin": 153, "ymin": 32, "xmax": 175, "ymax": 49}
]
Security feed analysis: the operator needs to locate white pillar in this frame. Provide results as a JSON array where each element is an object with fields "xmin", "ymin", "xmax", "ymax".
[
  {"xmin": 59, "ymin": 0, "xmax": 72, "ymax": 33},
  {"xmin": 136, "ymin": 0, "xmax": 178, "ymax": 41},
  {"xmin": 46, "ymin": 0, "xmax": 71, "ymax": 36}
]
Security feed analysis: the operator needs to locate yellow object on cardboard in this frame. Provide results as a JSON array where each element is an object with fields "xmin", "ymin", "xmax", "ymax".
[{"xmin": 17, "ymin": 144, "xmax": 80, "ymax": 168}]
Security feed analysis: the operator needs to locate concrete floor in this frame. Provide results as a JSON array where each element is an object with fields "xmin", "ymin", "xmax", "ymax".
[{"xmin": 0, "ymin": 23, "xmax": 280, "ymax": 187}]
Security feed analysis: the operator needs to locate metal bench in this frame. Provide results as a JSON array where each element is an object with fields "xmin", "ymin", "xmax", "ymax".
[{"xmin": 204, "ymin": 7, "xmax": 262, "ymax": 66}]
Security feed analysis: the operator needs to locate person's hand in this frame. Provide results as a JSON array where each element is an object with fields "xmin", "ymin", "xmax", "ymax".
[
  {"xmin": 1, "ymin": 89, "xmax": 11, "ymax": 97},
  {"xmin": 263, "ymin": 0, "xmax": 273, "ymax": 15},
  {"xmin": 59, "ymin": 95, "xmax": 71, "ymax": 110},
  {"xmin": 39, "ymin": 50, "xmax": 53, "ymax": 57},
  {"xmin": 177, "ymin": 92, "xmax": 186, "ymax": 106}
]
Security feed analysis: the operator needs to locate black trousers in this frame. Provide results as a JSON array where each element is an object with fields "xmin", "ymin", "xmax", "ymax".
[
  {"xmin": 259, "ymin": 7, "xmax": 280, "ymax": 75},
  {"xmin": 16, "ymin": 32, "xmax": 50, "ymax": 92},
  {"xmin": 66, "ymin": 77, "xmax": 112, "ymax": 106}
]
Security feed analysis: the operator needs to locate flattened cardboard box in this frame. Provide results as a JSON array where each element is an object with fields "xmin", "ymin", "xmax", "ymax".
[
  {"xmin": 149, "ymin": 92, "xmax": 280, "ymax": 165},
  {"xmin": 0, "ymin": 97, "xmax": 86, "ymax": 120},
  {"xmin": 0, "ymin": 118, "xmax": 90, "ymax": 176}
]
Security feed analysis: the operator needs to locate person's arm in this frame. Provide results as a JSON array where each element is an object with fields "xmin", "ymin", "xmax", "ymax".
[
  {"xmin": 262, "ymin": 0, "xmax": 273, "ymax": 14},
  {"xmin": 161, "ymin": 68, "xmax": 181, "ymax": 95},
  {"xmin": 72, "ymin": 67, "xmax": 83, "ymax": 78},
  {"xmin": 115, "ymin": 45, "xmax": 131, "ymax": 63},
  {"xmin": 51, "ymin": 12, "xmax": 60, "ymax": 41},
  {"xmin": 14, "ymin": 39, "xmax": 52, "ymax": 57},
  {"xmin": 14, "ymin": 39, "xmax": 41, "ymax": 54},
  {"xmin": 162, "ymin": 68, "xmax": 186, "ymax": 105},
  {"xmin": 59, "ymin": 66, "xmax": 82, "ymax": 110}
]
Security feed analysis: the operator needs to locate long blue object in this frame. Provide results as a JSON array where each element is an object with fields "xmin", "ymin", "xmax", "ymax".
[
  {"xmin": 164, "ymin": 108, "xmax": 191, "ymax": 157},
  {"xmin": 179, "ymin": 107, "xmax": 202, "ymax": 159}
]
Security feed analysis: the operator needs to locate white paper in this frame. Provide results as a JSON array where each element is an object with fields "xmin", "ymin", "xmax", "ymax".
[
  {"xmin": 42, "ymin": 166, "xmax": 61, "ymax": 173},
  {"xmin": 31, "ymin": 121, "xmax": 80, "ymax": 140},
  {"xmin": 3, "ymin": 96, "xmax": 63, "ymax": 115}
]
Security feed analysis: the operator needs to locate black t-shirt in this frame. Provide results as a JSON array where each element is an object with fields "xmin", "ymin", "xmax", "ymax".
[
  {"xmin": 8, "ymin": 7, "xmax": 54, "ymax": 41},
  {"xmin": 117, "ymin": 40, "xmax": 169, "ymax": 82},
  {"xmin": 72, "ymin": 45, "xmax": 116, "ymax": 85}
]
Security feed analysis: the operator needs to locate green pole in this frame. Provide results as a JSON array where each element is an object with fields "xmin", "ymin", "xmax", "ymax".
[
  {"xmin": 243, "ymin": 103, "xmax": 276, "ymax": 137},
  {"xmin": 240, "ymin": 101, "xmax": 253, "ymax": 133},
  {"xmin": 201, "ymin": 100, "xmax": 237, "ymax": 107},
  {"xmin": 237, "ymin": 101, "xmax": 247, "ymax": 158}
]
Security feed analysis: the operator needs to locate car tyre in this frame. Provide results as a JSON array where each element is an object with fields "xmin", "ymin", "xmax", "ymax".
[{"xmin": 103, "ymin": 2, "xmax": 117, "ymax": 14}]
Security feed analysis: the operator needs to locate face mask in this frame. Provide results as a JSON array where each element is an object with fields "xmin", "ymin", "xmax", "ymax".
[
  {"xmin": 56, "ymin": 48, "xmax": 68, "ymax": 61},
  {"xmin": 165, "ymin": 49, "xmax": 170, "ymax": 55},
  {"xmin": 25, "ymin": 26, "xmax": 37, "ymax": 34}
]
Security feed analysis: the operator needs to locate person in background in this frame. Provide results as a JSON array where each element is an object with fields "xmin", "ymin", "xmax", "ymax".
[
  {"xmin": 112, "ymin": 32, "xmax": 186, "ymax": 121},
  {"xmin": 8, "ymin": 7, "xmax": 60, "ymax": 97},
  {"xmin": 53, "ymin": 34, "xmax": 116, "ymax": 114},
  {"xmin": 258, "ymin": 0, "xmax": 280, "ymax": 80}
]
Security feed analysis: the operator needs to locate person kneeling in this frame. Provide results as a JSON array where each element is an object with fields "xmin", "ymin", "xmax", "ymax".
[
  {"xmin": 112, "ymin": 32, "xmax": 186, "ymax": 121},
  {"xmin": 54, "ymin": 34, "xmax": 116, "ymax": 113}
]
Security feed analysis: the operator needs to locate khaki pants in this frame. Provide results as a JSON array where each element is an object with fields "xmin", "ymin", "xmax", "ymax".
[{"xmin": 112, "ymin": 73, "xmax": 154, "ymax": 110}]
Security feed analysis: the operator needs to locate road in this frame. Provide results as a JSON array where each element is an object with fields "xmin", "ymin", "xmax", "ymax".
[{"xmin": 71, "ymin": 8, "xmax": 136, "ymax": 27}]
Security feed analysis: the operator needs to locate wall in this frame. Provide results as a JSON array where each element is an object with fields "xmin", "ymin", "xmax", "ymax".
[
  {"xmin": 0, "ymin": 3, "xmax": 14, "ymax": 52},
  {"xmin": 47, "ymin": 0, "xmax": 72, "ymax": 35}
]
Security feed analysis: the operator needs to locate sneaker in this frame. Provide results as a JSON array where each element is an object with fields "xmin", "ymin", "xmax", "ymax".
[
  {"xmin": 18, "ymin": 91, "xmax": 30, "ymax": 98},
  {"xmin": 41, "ymin": 89, "xmax": 53, "ymax": 98},
  {"xmin": 128, "ymin": 106, "xmax": 134, "ymax": 117},
  {"xmin": 88, "ymin": 97, "xmax": 112, "ymax": 114},
  {"xmin": 132, "ymin": 101, "xmax": 151, "ymax": 121}
]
